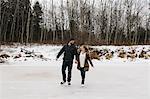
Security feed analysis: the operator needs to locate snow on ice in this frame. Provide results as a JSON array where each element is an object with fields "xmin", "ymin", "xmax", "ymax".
[{"xmin": 0, "ymin": 44, "xmax": 150, "ymax": 99}]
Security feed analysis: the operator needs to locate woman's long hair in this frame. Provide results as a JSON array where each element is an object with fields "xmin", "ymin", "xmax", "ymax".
[
  {"xmin": 78, "ymin": 45, "xmax": 91, "ymax": 59},
  {"xmin": 82, "ymin": 45, "xmax": 89, "ymax": 52},
  {"xmin": 78, "ymin": 44, "xmax": 89, "ymax": 53}
]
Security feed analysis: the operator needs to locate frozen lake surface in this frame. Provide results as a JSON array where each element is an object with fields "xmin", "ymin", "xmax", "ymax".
[
  {"xmin": 0, "ymin": 61, "xmax": 149, "ymax": 99},
  {"xmin": 0, "ymin": 44, "xmax": 149, "ymax": 99}
]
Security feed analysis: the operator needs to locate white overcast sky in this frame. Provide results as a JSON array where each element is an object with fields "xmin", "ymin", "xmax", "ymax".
[
  {"xmin": 32, "ymin": 0, "xmax": 149, "ymax": 4},
  {"xmin": 31, "ymin": 0, "xmax": 149, "ymax": 9},
  {"xmin": 31, "ymin": 0, "xmax": 61, "ymax": 6},
  {"xmin": 31, "ymin": 0, "xmax": 149, "ymax": 16},
  {"xmin": 31, "ymin": 0, "xmax": 149, "ymax": 29}
]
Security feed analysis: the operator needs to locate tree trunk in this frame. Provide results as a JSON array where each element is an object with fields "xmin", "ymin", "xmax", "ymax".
[
  {"xmin": 144, "ymin": 20, "xmax": 149, "ymax": 44},
  {"xmin": 21, "ymin": 10, "xmax": 25, "ymax": 44},
  {"xmin": 10, "ymin": 0, "xmax": 19, "ymax": 42},
  {"xmin": 26, "ymin": 6, "xmax": 31, "ymax": 44},
  {"xmin": 52, "ymin": 0, "xmax": 55, "ymax": 42},
  {"xmin": 0, "ymin": 0, "xmax": 2, "ymax": 47},
  {"xmin": 40, "ymin": 28, "xmax": 44, "ymax": 42},
  {"xmin": 3, "ymin": 17, "xmax": 9, "ymax": 42},
  {"xmin": 61, "ymin": 0, "xmax": 64, "ymax": 41}
]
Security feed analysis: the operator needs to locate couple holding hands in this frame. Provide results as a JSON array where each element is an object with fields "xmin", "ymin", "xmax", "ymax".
[{"xmin": 56, "ymin": 38, "xmax": 94, "ymax": 87}]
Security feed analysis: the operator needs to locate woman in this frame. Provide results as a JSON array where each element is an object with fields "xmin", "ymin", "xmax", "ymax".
[{"xmin": 76, "ymin": 45, "xmax": 94, "ymax": 86}]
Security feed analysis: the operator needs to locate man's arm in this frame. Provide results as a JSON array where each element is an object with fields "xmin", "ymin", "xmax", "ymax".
[
  {"xmin": 56, "ymin": 45, "xmax": 65, "ymax": 59},
  {"xmin": 74, "ymin": 46, "xmax": 78, "ymax": 60}
]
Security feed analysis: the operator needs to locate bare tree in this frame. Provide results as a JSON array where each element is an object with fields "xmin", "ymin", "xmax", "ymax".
[
  {"xmin": 0, "ymin": 0, "xmax": 149, "ymax": 45},
  {"xmin": 52, "ymin": 0, "xmax": 56, "ymax": 42},
  {"xmin": 87, "ymin": 0, "xmax": 95, "ymax": 43},
  {"xmin": 9, "ymin": 0, "xmax": 19, "ymax": 42},
  {"xmin": 107, "ymin": 0, "xmax": 114, "ymax": 44},
  {"xmin": 124, "ymin": 0, "xmax": 134, "ymax": 44},
  {"xmin": 133, "ymin": 1, "xmax": 143, "ymax": 44},
  {"xmin": 0, "ymin": 1, "xmax": 2, "ymax": 49},
  {"xmin": 60, "ymin": 0, "xmax": 64, "ymax": 41},
  {"xmin": 40, "ymin": 0, "xmax": 46, "ymax": 43},
  {"xmin": 98, "ymin": 0, "xmax": 108, "ymax": 44},
  {"xmin": 26, "ymin": 1, "xmax": 31, "ymax": 44},
  {"xmin": 114, "ymin": 1, "xmax": 120, "ymax": 44},
  {"xmin": 21, "ymin": 5, "xmax": 25, "ymax": 44},
  {"xmin": 145, "ymin": 2, "xmax": 150, "ymax": 44}
]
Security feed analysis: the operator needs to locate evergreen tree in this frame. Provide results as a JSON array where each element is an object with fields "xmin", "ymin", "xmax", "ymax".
[
  {"xmin": 0, "ymin": 0, "xmax": 31, "ymax": 43},
  {"xmin": 32, "ymin": 1, "xmax": 43, "ymax": 41}
]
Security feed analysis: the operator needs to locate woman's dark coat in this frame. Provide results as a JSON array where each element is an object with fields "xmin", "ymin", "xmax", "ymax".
[{"xmin": 76, "ymin": 52, "xmax": 94, "ymax": 71}]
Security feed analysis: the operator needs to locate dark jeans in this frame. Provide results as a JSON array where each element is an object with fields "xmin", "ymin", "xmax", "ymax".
[
  {"xmin": 62, "ymin": 60, "xmax": 73, "ymax": 82},
  {"xmin": 80, "ymin": 67, "xmax": 86, "ymax": 84}
]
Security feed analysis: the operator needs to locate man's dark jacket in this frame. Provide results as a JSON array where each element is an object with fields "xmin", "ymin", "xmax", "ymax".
[{"xmin": 57, "ymin": 44, "xmax": 78, "ymax": 61}]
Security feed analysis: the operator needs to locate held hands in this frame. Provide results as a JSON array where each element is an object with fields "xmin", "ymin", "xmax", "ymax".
[{"xmin": 75, "ymin": 60, "xmax": 78, "ymax": 64}]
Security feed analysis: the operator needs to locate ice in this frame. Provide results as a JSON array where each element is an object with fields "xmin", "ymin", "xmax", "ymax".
[{"xmin": 0, "ymin": 44, "xmax": 149, "ymax": 99}]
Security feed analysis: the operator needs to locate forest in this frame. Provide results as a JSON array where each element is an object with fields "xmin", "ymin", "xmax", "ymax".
[{"xmin": 0, "ymin": 0, "xmax": 150, "ymax": 45}]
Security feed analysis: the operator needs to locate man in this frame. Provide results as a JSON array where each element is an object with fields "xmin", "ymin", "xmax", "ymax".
[{"xmin": 56, "ymin": 38, "xmax": 78, "ymax": 85}]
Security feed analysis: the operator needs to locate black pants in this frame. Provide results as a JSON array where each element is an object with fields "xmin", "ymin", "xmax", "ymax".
[
  {"xmin": 62, "ymin": 60, "xmax": 73, "ymax": 82},
  {"xmin": 80, "ymin": 67, "xmax": 86, "ymax": 84}
]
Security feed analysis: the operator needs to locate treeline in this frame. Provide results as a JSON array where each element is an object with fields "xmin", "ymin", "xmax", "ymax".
[
  {"xmin": 0, "ymin": 0, "xmax": 150, "ymax": 45},
  {"xmin": 0, "ymin": 0, "xmax": 43, "ymax": 44}
]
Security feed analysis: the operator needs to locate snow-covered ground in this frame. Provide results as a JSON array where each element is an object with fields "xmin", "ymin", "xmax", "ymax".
[{"xmin": 0, "ymin": 44, "xmax": 150, "ymax": 99}]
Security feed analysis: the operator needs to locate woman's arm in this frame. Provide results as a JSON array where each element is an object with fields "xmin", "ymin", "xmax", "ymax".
[{"xmin": 87, "ymin": 53, "xmax": 94, "ymax": 67}]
